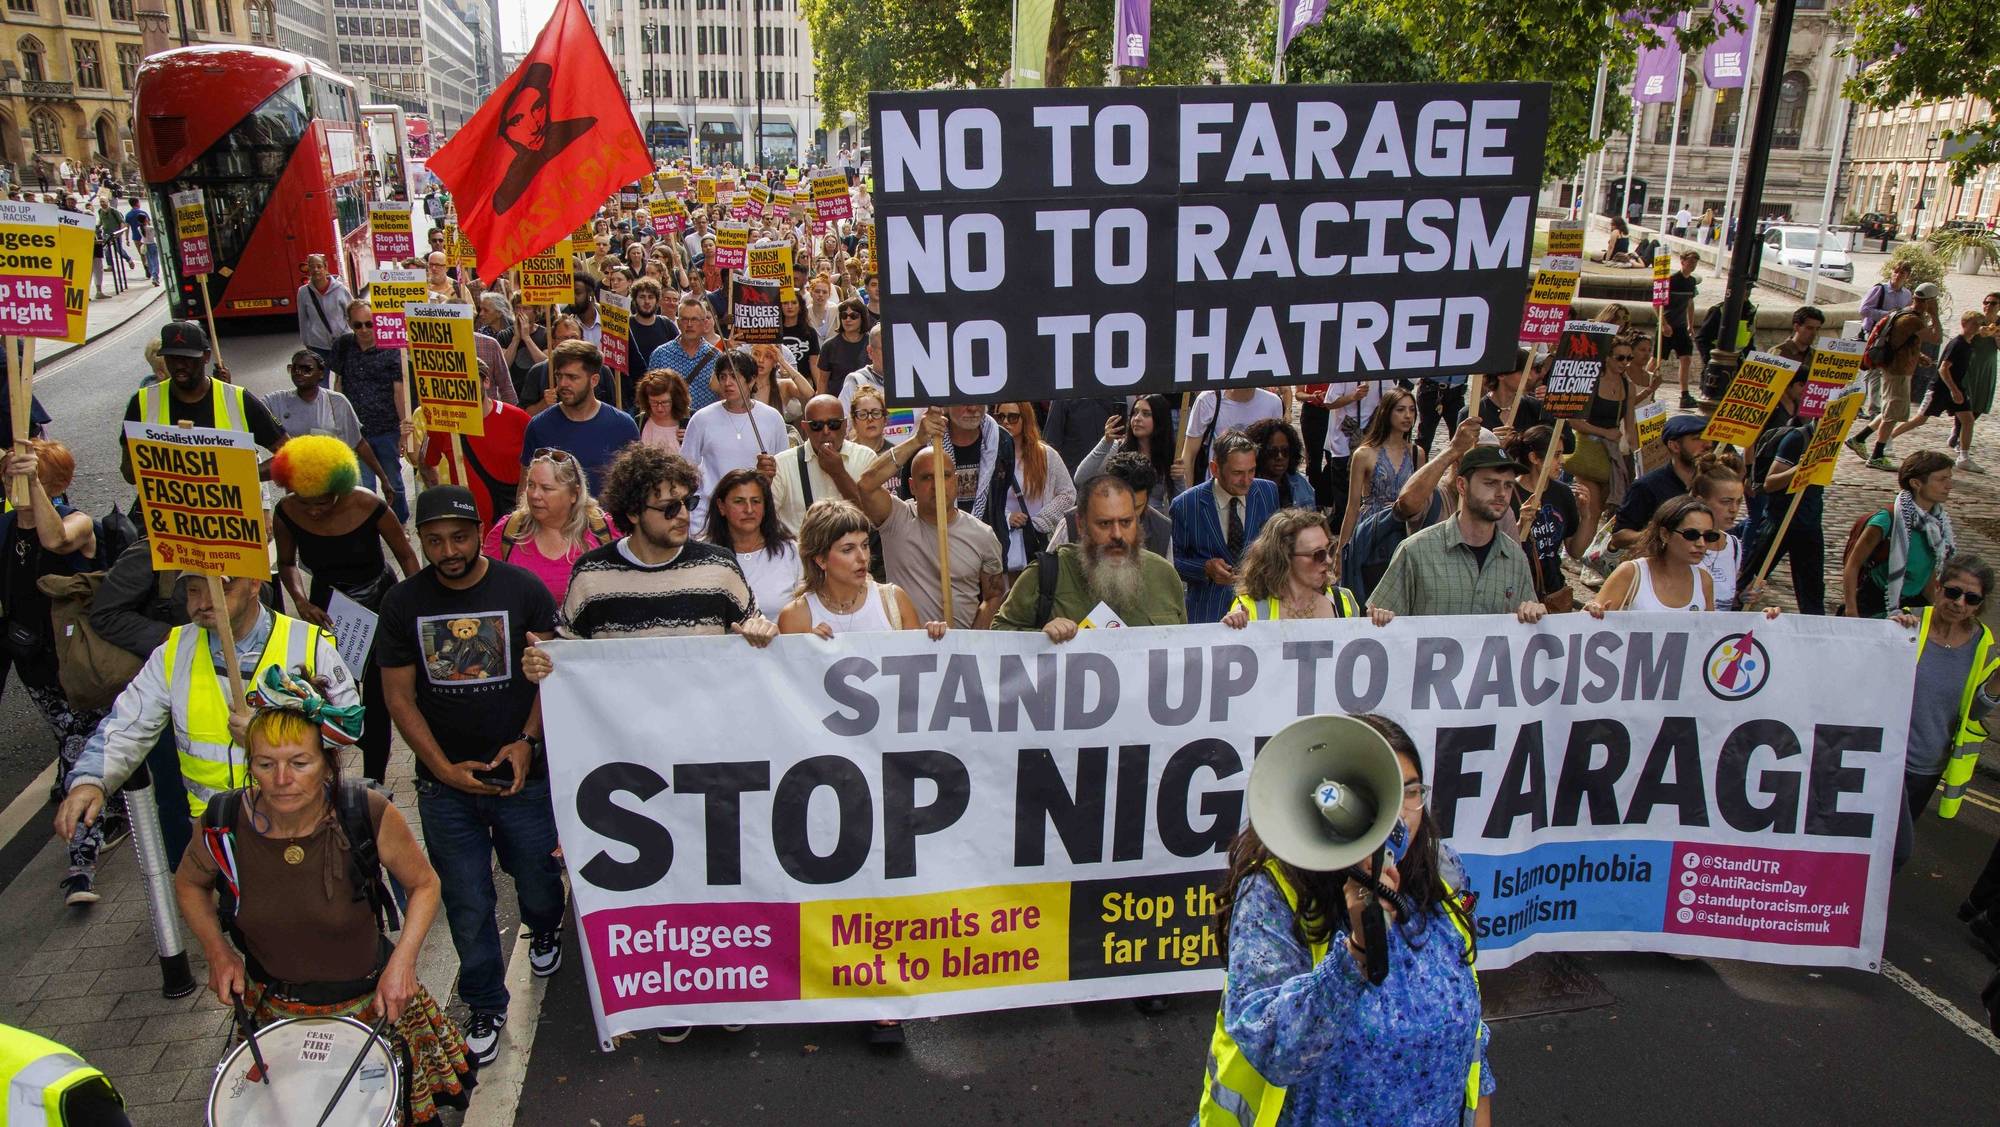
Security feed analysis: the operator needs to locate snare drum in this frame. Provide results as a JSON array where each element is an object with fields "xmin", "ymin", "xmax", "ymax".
[{"xmin": 207, "ymin": 1015, "xmax": 401, "ymax": 1127}]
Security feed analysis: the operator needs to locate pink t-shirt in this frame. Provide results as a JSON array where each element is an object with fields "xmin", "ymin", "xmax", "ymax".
[{"xmin": 482, "ymin": 520, "xmax": 608, "ymax": 605}]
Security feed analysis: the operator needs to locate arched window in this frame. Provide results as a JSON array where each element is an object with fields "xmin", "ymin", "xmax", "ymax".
[
  {"xmin": 1652, "ymin": 68, "xmax": 1697, "ymax": 145},
  {"xmin": 1772, "ymin": 72, "xmax": 1809, "ymax": 149},
  {"xmin": 29, "ymin": 108, "xmax": 63, "ymax": 154},
  {"xmin": 18, "ymin": 36, "xmax": 45, "ymax": 83},
  {"xmin": 1708, "ymin": 87, "xmax": 1742, "ymax": 147},
  {"xmin": 74, "ymin": 41, "xmax": 103, "ymax": 90}
]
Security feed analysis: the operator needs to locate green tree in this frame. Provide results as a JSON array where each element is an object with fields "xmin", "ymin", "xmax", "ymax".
[{"xmin": 1842, "ymin": 0, "xmax": 2000, "ymax": 181}]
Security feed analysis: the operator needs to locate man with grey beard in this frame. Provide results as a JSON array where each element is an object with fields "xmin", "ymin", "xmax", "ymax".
[{"xmin": 994, "ymin": 474, "xmax": 1186, "ymax": 640}]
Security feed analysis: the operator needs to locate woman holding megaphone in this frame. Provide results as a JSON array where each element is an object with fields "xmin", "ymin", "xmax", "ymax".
[{"xmin": 1195, "ymin": 714, "xmax": 1493, "ymax": 1126}]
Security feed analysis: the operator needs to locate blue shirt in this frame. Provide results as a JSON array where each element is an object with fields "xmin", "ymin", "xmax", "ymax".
[
  {"xmin": 1211, "ymin": 865, "xmax": 1493, "ymax": 1126},
  {"xmin": 520, "ymin": 402, "xmax": 640, "ymax": 494},
  {"xmin": 647, "ymin": 338, "xmax": 722, "ymax": 415}
]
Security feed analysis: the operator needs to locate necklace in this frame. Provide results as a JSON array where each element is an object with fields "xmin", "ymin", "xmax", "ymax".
[
  {"xmin": 820, "ymin": 582, "xmax": 867, "ymax": 615},
  {"xmin": 283, "ymin": 841, "xmax": 305, "ymax": 865}
]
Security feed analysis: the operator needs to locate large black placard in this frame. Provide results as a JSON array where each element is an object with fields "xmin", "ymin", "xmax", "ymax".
[{"xmin": 870, "ymin": 83, "xmax": 1550, "ymax": 406}]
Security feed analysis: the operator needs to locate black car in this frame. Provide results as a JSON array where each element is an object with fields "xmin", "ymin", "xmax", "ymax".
[{"xmin": 1859, "ymin": 212, "xmax": 1900, "ymax": 240}]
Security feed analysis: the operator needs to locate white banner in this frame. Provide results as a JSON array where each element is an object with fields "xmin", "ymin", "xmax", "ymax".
[{"xmin": 539, "ymin": 614, "xmax": 1914, "ymax": 1047}]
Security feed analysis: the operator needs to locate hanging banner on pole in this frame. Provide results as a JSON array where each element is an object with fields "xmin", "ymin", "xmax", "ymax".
[
  {"xmin": 538, "ymin": 614, "xmax": 1913, "ymax": 1043},
  {"xmin": 124, "ymin": 422, "xmax": 268, "ymax": 580},
  {"xmin": 370, "ymin": 268, "xmax": 429, "ymax": 349},
  {"xmin": 1278, "ymin": 0, "xmax": 1330, "ymax": 53},
  {"xmin": 1703, "ymin": 352, "xmax": 1800, "ymax": 446},
  {"xmin": 171, "ymin": 189, "xmax": 213, "ymax": 276},
  {"xmin": 1011, "ymin": 0, "xmax": 1057, "ymax": 86},
  {"xmin": 1114, "ymin": 0, "xmax": 1152, "ymax": 69},
  {"xmin": 1633, "ymin": 21, "xmax": 1683, "ymax": 103},
  {"xmin": 1703, "ymin": 0, "xmax": 1752, "ymax": 89},
  {"xmin": 1798, "ymin": 338, "xmax": 1864, "ymax": 420},
  {"xmin": 406, "ymin": 303, "xmax": 485, "ymax": 436},
  {"xmin": 870, "ymin": 83, "xmax": 1550, "ymax": 405}
]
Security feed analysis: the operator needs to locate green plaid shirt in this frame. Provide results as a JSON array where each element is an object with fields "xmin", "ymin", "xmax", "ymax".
[{"xmin": 1367, "ymin": 515, "xmax": 1536, "ymax": 617}]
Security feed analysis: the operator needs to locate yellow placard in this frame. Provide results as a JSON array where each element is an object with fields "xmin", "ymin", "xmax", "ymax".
[
  {"xmin": 713, "ymin": 223, "xmax": 749, "ymax": 269},
  {"xmin": 444, "ymin": 225, "xmax": 477, "ymax": 271},
  {"xmin": 0, "ymin": 203, "xmax": 92, "ymax": 343},
  {"xmin": 1793, "ymin": 390, "xmax": 1864, "ymax": 490},
  {"xmin": 745, "ymin": 242, "xmax": 792, "ymax": 281},
  {"xmin": 659, "ymin": 173, "xmax": 686, "ymax": 196},
  {"xmin": 574, "ymin": 217, "xmax": 597, "ymax": 245},
  {"xmin": 798, "ymin": 883, "xmax": 1069, "ymax": 999},
  {"xmin": 124, "ymin": 422, "xmax": 268, "ymax": 580},
  {"xmin": 747, "ymin": 183, "xmax": 771, "ymax": 216},
  {"xmin": 1546, "ymin": 219, "xmax": 1585, "ymax": 259},
  {"xmin": 639, "ymin": 174, "xmax": 656, "ymax": 195},
  {"xmin": 811, "ymin": 172, "xmax": 853, "ymax": 220},
  {"xmin": 368, "ymin": 267, "xmax": 428, "ymax": 347},
  {"xmin": 695, "ymin": 178, "xmax": 717, "ymax": 205},
  {"xmin": 1702, "ymin": 352, "xmax": 1801, "ymax": 447},
  {"xmin": 1634, "ymin": 399, "xmax": 1667, "ymax": 450},
  {"xmin": 406, "ymin": 303, "xmax": 484, "ymax": 436},
  {"xmin": 597, "ymin": 291, "xmax": 631, "ymax": 375},
  {"xmin": 520, "ymin": 240, "xmax": 574, "ymax": 307},
  {"xmin": 1800, "ymin": 337, "xmax": 1865, "ymax": 419}
]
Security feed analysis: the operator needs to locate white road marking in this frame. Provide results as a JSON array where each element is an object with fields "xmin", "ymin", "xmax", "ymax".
[
  {"xmin": 464, "ymin": 930, "xmax": 547, "ymax": 1127},
  {"xmin": 1882, "ymin": 959, "xmax": 2000, "ymax": 1056},
  {"xmin": 0, "ymin": 762, "xmax": 55, "ymax": 851},
  {"xmin": 34, "ymin": 288, "xmax": 166, "ymax": 383}
]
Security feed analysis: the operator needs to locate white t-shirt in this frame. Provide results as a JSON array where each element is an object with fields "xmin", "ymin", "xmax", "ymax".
[
  {"xmin": 1320, "ymin": 381, "xmax": 1384, "ymax": 459},
  {"xmin": 680, "ymin": 400, "xmax": 789, "ymax": 527},
  {"xmin": 1701, "ymin": 533, "xmax": 1742, "ymax": 610},
  {"xmin": 736, "ymin": 541, "xmax": 802, "ymax": 619},
  {"xmin": 1183, "ymin": 388, "xmax": 1283, "ymax": 446}
]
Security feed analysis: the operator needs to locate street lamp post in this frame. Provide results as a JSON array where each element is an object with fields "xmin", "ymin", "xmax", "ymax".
[
  {"xmin": 1912, "ymin": 135, "xmax": 1939, "ymax": 240},
  {"xmin": 645, "ymin": 24, "xmax": 657, "ymax": 155}
]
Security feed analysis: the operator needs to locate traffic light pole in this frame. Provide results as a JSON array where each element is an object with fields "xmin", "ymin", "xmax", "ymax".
[{"xmin": 1708, "ymin": 0, "xmax": 1797, "ymax": 399}]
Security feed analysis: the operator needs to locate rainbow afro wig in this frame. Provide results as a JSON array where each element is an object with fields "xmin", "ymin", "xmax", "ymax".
[{"xmin": 269, "ymin": 434, "xmax": 360, "ymax": 498}]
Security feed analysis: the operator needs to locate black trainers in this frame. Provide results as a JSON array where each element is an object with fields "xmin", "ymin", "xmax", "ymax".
[
  {"xmin": 465, "ymin": 1010, "xmax": 505, "ymax": 1066},
  {"xmin": 60, "ymin": 874, "xmax": 98, "ymax": 907},
  {"xmin": 1971, "ymin": 912, "xmax": 2000, "ymax": 963},
  {"xmin": 528, "ymin": 928, "xmax": 562, "ymax": 978}
]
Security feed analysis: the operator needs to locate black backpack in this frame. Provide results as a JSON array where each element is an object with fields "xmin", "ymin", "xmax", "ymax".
[
  {"xmin": 1032, "ymin": 550, "xmax": 1061, "ymax": 628},
  {"xmin": 200, "ymin": 780, "xmax": 401, "ymax": 951}
]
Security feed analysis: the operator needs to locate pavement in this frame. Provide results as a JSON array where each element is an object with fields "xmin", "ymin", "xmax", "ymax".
[{"xmin": 1, "ymin": 305, "xmax": 2000, "ymax": 1123}]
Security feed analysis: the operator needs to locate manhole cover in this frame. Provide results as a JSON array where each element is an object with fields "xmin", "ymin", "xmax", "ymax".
[{"xmin": 1480, "ymin": 953, "xmax": 1615, "ymax": 1021}]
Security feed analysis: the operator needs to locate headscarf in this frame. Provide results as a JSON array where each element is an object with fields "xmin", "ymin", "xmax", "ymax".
[
  {"xmin": 247, "ymin": 666, "xmax": 365, "ymax": 747},
  {"xmin": 1886, "ymin": 488, "xmax": 1955, "ymax": 611}
]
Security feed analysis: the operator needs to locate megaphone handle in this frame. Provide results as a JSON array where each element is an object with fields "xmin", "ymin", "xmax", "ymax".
[{"xmin": 1360, "ymin": 845, "xmax": 1391, "ymax": 985}]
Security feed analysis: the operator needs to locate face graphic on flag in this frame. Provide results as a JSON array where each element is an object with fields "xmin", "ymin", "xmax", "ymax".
[{"xmin": 495, "ymin": 63, "xmax": 597, "ymax": 214}]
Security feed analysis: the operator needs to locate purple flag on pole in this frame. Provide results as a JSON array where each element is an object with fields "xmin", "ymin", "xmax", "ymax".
[
  {"xmin": 1279, "ymin": 0, "xmax": 1329, "ymax": 53},
  {"xmin": 1115, "ymin": 0, "xmax": 1151, "ymax": 68},
  {"xmin": 1703, "ymin": 0, "xmax": 1751, "ymax": 89},
  {"xmin": 1632, "ymin": 19, "xmax": 1681, "ymax": 103}
]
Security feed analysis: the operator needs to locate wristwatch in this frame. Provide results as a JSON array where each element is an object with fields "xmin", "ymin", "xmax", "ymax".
[{"xmin": 515, "ymin": 733, "xmax": 544, "ymax": 756}]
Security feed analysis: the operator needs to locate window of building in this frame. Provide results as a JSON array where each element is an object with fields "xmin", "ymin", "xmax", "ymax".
[
  {"xmin": 109, "ymin": 0, "xmax": 134, "ymax": 16},
  {"xmin": 29, "ymin": 108, "xmax": 62, "ymax": 154},
  {"xmin": 18, "ymin": 37, "xmax": 44, "ymax": 82},
  {"xmin": 1708, "ymin": 87, "xmax": 1741, "ymax": 148},
  {"xmin": 75, "ymin": 41, "xmax": 102, "ymax": 89},
  {"xmin": 192, "ymin": 0, "xmax": 206, "ymax": 28},
  {"xmin": 217, "ymin": 0, "xmax": 233, "ymax": 31},
  {"xmin": 1651, "ymin": 69, "xmax": 1695, "ymax": 146},
  {"xmin": 116, "ymin": 43, "xmax": 140, "ymax": 88},
  {"xmin": 6, "ymin": 0, "xmax": 35, "ymax": 12},
  {"xmin": 64, "ymin": 0, "xmax": 91, "ymax": 17},
  {"xmin": 1772, "ymin": 72, "xmax": 1808, "ymax": 149}
]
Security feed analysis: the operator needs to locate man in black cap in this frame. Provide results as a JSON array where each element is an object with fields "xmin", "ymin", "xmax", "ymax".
[
  {"xmin": 122, "ymin": 321, "xmax": 286, "ymax": 483},
  {"xmin": 375, "ymin": 485, "xmax": 564, "ymax": 1068},
  {"xmin": 1367, "ymin": 445, "xmax": 1546, "ymax": 621},
  {"xmin": 1609, "ymin": 413, "xmax": 1713, "ymax": 552}
]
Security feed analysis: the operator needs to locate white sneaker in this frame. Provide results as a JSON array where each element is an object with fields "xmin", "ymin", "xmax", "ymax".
[
  {"xmin": 1962, "ymin": 455, "xmax": 1988, "ymax": 475},
  {"xmin": 465, "ymin": 1010, "xmax": 504, "ymax": 1066}
]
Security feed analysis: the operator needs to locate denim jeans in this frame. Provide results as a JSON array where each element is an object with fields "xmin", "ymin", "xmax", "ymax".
[
  {"xmin": 415, "ymin": 776, "xmax": 566, "ymax": 1014},
  {"xmin": 360, "ymin": 432, "xmax": 409, "ymax": 521}
]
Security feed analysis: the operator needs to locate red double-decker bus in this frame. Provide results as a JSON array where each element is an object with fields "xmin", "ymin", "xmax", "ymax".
[{"xmin": 134, "ymin": 45, "xmax": 372, "ymax": 322}]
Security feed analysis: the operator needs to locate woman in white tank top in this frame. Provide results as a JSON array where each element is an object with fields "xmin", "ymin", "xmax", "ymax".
[
  {"xmin": 1587, "ymin": 496, "xmax": 1717, "ymax": 614},
  {"xmin": 777, "ymin": 499, "xmax": 949, "ymax": 641}
]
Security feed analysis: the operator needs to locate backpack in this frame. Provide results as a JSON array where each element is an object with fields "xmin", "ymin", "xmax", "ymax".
[
  {"xmin": 1750, "ymin": 417, "xmax": 1807, "ymax": 492},
  {"xmin": 37, "ymin": 571, "xmax": 145, "ymax": 710},
  {"xmin": 1840, "ymin": 507, "xmax": 1893, "ymax": 616},
  {"xmin": 500, "ymin": 505, "xmax": 612, "ymax": 560},
  {"xmin": 1032, "ymin": 550, "xmax": 1061, "ymax": 628},
  {"xmin": 1340, "ymin": 493, "xmax": 1442, "ymax": 604},
  {"xmin": 1864, "ymin": 307, "xmax": 1918, "ymax": 369},
  {"xmin": 200, "ymin": 781, "xmax": 402, "ymax": 955}
]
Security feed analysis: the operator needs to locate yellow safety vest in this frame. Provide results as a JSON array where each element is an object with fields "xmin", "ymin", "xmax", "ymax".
[
  {"xmin": 160, "ymin": 614, "xmax": 322, "ymax": 815},
  {"xmin": 1227, "ymin": 587, "xmax": 1361, "ymax": 622},
  {"xmin": 1913, "ymin": 605, "xmax": 2000, "ymax": 819},
  {"xmin": 135, "ymin": 379, "xmax": 248, "ymax": 430},
  {"xmin": 0, "ymin": 1023, "xmax": 115, "ymax": 1126},
  {"xmin": 1196, "ymin": 863, "xmax": 1482, "ymax": 1127}
]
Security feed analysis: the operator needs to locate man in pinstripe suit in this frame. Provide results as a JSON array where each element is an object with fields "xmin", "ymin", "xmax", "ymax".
[{"xmin": 1171, "ymin": 431, "xmax": 1278, "ymax": 624}]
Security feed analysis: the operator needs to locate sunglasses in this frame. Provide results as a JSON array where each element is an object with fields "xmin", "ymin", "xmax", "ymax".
[
  {"xmin": 643, "ymin": 497, "xmax": 688, "ymax": 520},
  {"xmin": 532, "ymin": 447, "xmax": 579, "ymax": 464},
  {"xmin": 993, "ymin": 411, "xmax": 1024, "ymax": 423},
  {"xmin": 351, "ymin": 320, "xmax": 372, "ymax": 329},
  {"xmin": 1611, "ymin": 353, "xmax": 1635, "ymax": 362},
  {"xmin": 1672, "ymin": 527, "xmax": 1725, "ymax": 545},
  {"xmin": 289, "ymin": 364, "xmax": 321, "ymax": 374},
  {"xmin": 805, "ymin": 418, "xmax": 845, "ymax": 432},
  {"xmin": 851, "ymin": 408, "xmax": 886, "ymax": 421},
  {"xmin": 1942, "ymin": 584, "xmax": 1986, "ymax": 606},
  {"xmin": 1292, "ymin": 547, "xmax": 1332, "ymax": 564},
  {"xmin": 840, "ymin": 311, "xmax": 862, "ymax": 320}
]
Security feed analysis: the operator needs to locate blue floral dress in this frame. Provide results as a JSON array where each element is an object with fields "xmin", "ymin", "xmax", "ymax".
[{"xmin": 1205, "ymin": 856, "xmax": 1494, "ymax": 1126}]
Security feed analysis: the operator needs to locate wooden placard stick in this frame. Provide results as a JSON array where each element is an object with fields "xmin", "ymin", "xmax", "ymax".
[
  {"xmin": 1517, "ymin": 420, "xmax": 1567, "ymax": 542},
  {"xmin": 1503, "ymin": 349, "xmax": 1534, "ymax": 428},
  {"xmin": 933, "ymin": 428, "xmax": 952, "ymax": 629},
  {"xmin": 1750, "ymin": 489, "xmax": 1806, "ymax": 590},
  {"xmin": 198, "ymin": 276, "xmax": 223, "ymax": 371},
  {"xmin": 8, "ymin": 337, "xmax": 31, "ymax": 509}
]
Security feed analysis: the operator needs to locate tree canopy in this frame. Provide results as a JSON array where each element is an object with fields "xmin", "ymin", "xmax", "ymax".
[{"xmin": 1842, "ymin": 0, "xmax": 2000, "ymax": 181}]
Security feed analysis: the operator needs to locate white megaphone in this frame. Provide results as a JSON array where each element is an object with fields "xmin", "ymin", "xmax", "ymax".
[{"xmin": 1246, "ymin": 714, "xmax": 1407, "ymax": 873}]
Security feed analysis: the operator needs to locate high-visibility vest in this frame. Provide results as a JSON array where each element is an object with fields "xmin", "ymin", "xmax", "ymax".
[
  {"xmin": 160, "ymin": 614, "xmax": 323, "ymax": 816},
  {"xmin": 136, "ymin": 379, "xmax": 248, "ymax": 430},
  {"xmin": 1195, "ymin": 863, "xmax": 1482, "ymax": 1126},
  {"xmin": 0, "ymin": 1023, "xmax": 115, "ymax": 1126},
  {"xmin": 1227, "ymin": 586, "xmax": 1361, "ymax": 622},
  {"xmin": 1913, "ymin": 605, "xmax": 2000, "ymax": 819}
]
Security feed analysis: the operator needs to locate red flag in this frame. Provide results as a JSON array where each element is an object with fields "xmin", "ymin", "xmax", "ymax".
[{"xmin": 426, "ymin": 0, "xmax": 648, "ymax": 279}]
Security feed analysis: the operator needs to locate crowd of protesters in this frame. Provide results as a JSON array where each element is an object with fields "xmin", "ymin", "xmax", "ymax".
[{"xmin": 7, "ymin": 155, "xmax": 2000, "ymax": 1123}]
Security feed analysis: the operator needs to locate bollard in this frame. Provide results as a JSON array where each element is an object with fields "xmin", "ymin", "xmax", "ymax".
[{"xmin": 123, "ymin": 763, "xmax": 197, "ymax": 999}]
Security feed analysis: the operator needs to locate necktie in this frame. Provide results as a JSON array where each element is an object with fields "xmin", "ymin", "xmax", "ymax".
[{"xmin": 1226, "ymin": 496, "xmax": 1244, "ymax": 558}]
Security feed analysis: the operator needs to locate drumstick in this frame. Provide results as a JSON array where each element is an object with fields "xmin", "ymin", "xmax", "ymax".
[
  {"xmin": 314, "ymin": 1011, "xmax": 391, "ymax": 1127},
  {"xmin": 231, "ymin": 993, "xmax": 270, "ymax": 1085}
]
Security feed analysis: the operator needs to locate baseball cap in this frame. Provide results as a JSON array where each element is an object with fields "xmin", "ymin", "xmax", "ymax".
[
  {"xmin": 158, "ymin": 321, "xmax": 209, "ymax": 358},
  {"xmin": 1458, "ymin": 446, "xmax": 1527, "ymax": 476},
  {"xmin": 1663, "ymin": 413, "xmax": 1707, "ymax": 440},
  {"xmin": 414, "ymin": 485, "xmax": 480, "ymax": 528},
  {"xmin": 1914, "ymin": 282, "xmax": 1941, "ymax": 300}
]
